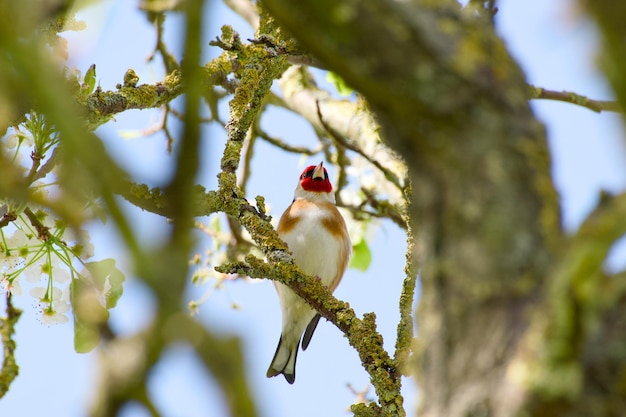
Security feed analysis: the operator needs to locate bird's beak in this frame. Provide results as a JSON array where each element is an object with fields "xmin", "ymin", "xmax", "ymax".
[{"xmin": 312, "ymin": 161, "xmax": 325, "ymax": 179}]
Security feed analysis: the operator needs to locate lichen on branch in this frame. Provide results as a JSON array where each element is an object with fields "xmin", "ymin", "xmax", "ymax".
[{"xmin": 0, "ymin": 293, "xmax": 22, "ymax": 399}]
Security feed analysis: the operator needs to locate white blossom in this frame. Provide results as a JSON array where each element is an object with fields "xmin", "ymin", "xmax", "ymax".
[
  {"xmin": 41, "ymin": 308, "xmax": 69, "ymax": 325},
  {"xmin": 4, "ymin": 133, "xmax": 19, "ymax": 149},
  {"xmin": 54, "ymin": 267, "xmax": 71, "ymax": 283},
  {"xmin": 23, "ymin": 256, "xmax": 47, "ymax": 283}
]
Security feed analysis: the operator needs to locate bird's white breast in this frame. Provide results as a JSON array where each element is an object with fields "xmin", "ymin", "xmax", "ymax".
[{"xmin": 279, "ymin": 206, "xmax": 342, "ymax": 287}]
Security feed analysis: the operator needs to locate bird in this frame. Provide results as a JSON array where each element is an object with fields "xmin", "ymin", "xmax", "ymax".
[{"xmin": 266, "ymin": 161, "xmax": 351, "ymax": 384}]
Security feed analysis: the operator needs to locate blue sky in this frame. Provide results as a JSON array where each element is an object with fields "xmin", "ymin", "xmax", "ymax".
[{"xmin": 1, "ymin": 1, "xmax": 625, "ymax": 417}]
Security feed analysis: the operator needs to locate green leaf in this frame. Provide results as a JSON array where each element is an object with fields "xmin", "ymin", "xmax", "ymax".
[
  {"xmin": 209, "ymin": 213, "xmax": 221, "ymax": 233},
  {"xmin": 84, "ymin": 64, "xmax": 96, "ymax": 94},
  {"xmin": 71, "ymin": 276, "xmax": 109, "ymax": 353},
  {"xmin": 85, "ymin": 258, "xmax": 125, "ymax": 309},
  {"xmin": 349, "ymin": 238, "xmax": 372, "ymax": 272},
  {"xmin": 326, "ymin": 71, "xmax": 354, "ymax": 96},
  {"xmin": 71, "ymin": 259, "xmax": 125, "ymax": 353}
]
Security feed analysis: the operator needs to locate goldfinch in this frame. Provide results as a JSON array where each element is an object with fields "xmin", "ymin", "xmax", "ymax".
[{"xmin": 266, "ymin": 161, "xmax": 351, "ymax": 384}]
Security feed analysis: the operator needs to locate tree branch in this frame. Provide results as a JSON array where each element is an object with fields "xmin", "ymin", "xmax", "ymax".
[
  {"xmin": 529, "ymin": 85, "xmax": 622, "ymax": 113},
  {"xmin": 393, "ymin": 190, "xmax": 417, "ymax": 374},
  {"xmin": 513, "ymin": 191, "xmax": 626, "ymax": 412},
  {"xmin": 216, "ymin": 255, "xmax": 403, "ymax": 416},
  {"xmin": 81, "ymin": 55, "xmax": 237, "ymax": 129},
  {"xmin": 0, "ymin": 293, "xmax": 22, "ymax": 399}
]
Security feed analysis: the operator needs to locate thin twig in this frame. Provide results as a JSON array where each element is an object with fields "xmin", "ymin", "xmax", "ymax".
[
  {"xmin": 23, "ymin": 207, "xmax": 53, "ymax": 242},
  {"xmin": 0, "ymin": 212, "xmax": 17, "ymax": 229},
  {"xmin": 333, "ymin": 141, "xmax": 349, "ymax": 205},
  {"xmin": 360, "ymin": 187, "xmax": 406, "ymax": 229},
  {"xmin": 146, "ymin": 11, "xmax": 180, "ymax": 73},
  {"xmin": 31, "ymin": 146, "xmax": 60, "ymax": 182},
  {"xmin": 529, "ymin": 85, "xmax": 622, "ymax": 113},
  {"xmin": 254, "ymin": 124, "xmax": 322, "ymax": 155},
  {"xmin": 25, "ymin": 151, "xmax": 43, "ymax": 184}
]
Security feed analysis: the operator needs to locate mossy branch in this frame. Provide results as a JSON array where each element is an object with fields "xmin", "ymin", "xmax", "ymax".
[
  {"xmin": 216, "ymin": 256, "xmax": 404, "ymax": 417},
  {"xmin": 117, "ymin": 182, "xmax": 221, "ymax": 218},
  {"xmin": 0, "ymin": 293, "xmax": 22, "ymax": 399},
  {"xmin": 80, "ymin": 54, "xmax": 237, "ymax": 129},
  {"xmin": 393, "ymin": 189, "xmax": 417, "ymax": 374}
]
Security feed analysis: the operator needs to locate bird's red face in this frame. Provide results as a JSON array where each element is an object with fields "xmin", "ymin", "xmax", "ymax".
[{"xmin": 299, "ymin": 162, "xmax": 332, "ymax": 193}]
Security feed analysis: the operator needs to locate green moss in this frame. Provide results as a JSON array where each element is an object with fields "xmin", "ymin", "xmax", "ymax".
[
  {"xmin": 352, "ymin": 402, "xmax": 381, "ymax": 417},
  {"xmin": 129, "ymin": 183, "xmax": 166, "ymax": 209},
  {"xmin": 0, "ymin": 296, "xmax": 22, "ymax": 399},
  {"xmin": 123, "ymin": 69, "xmax": 140, "ymax": 87}
]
